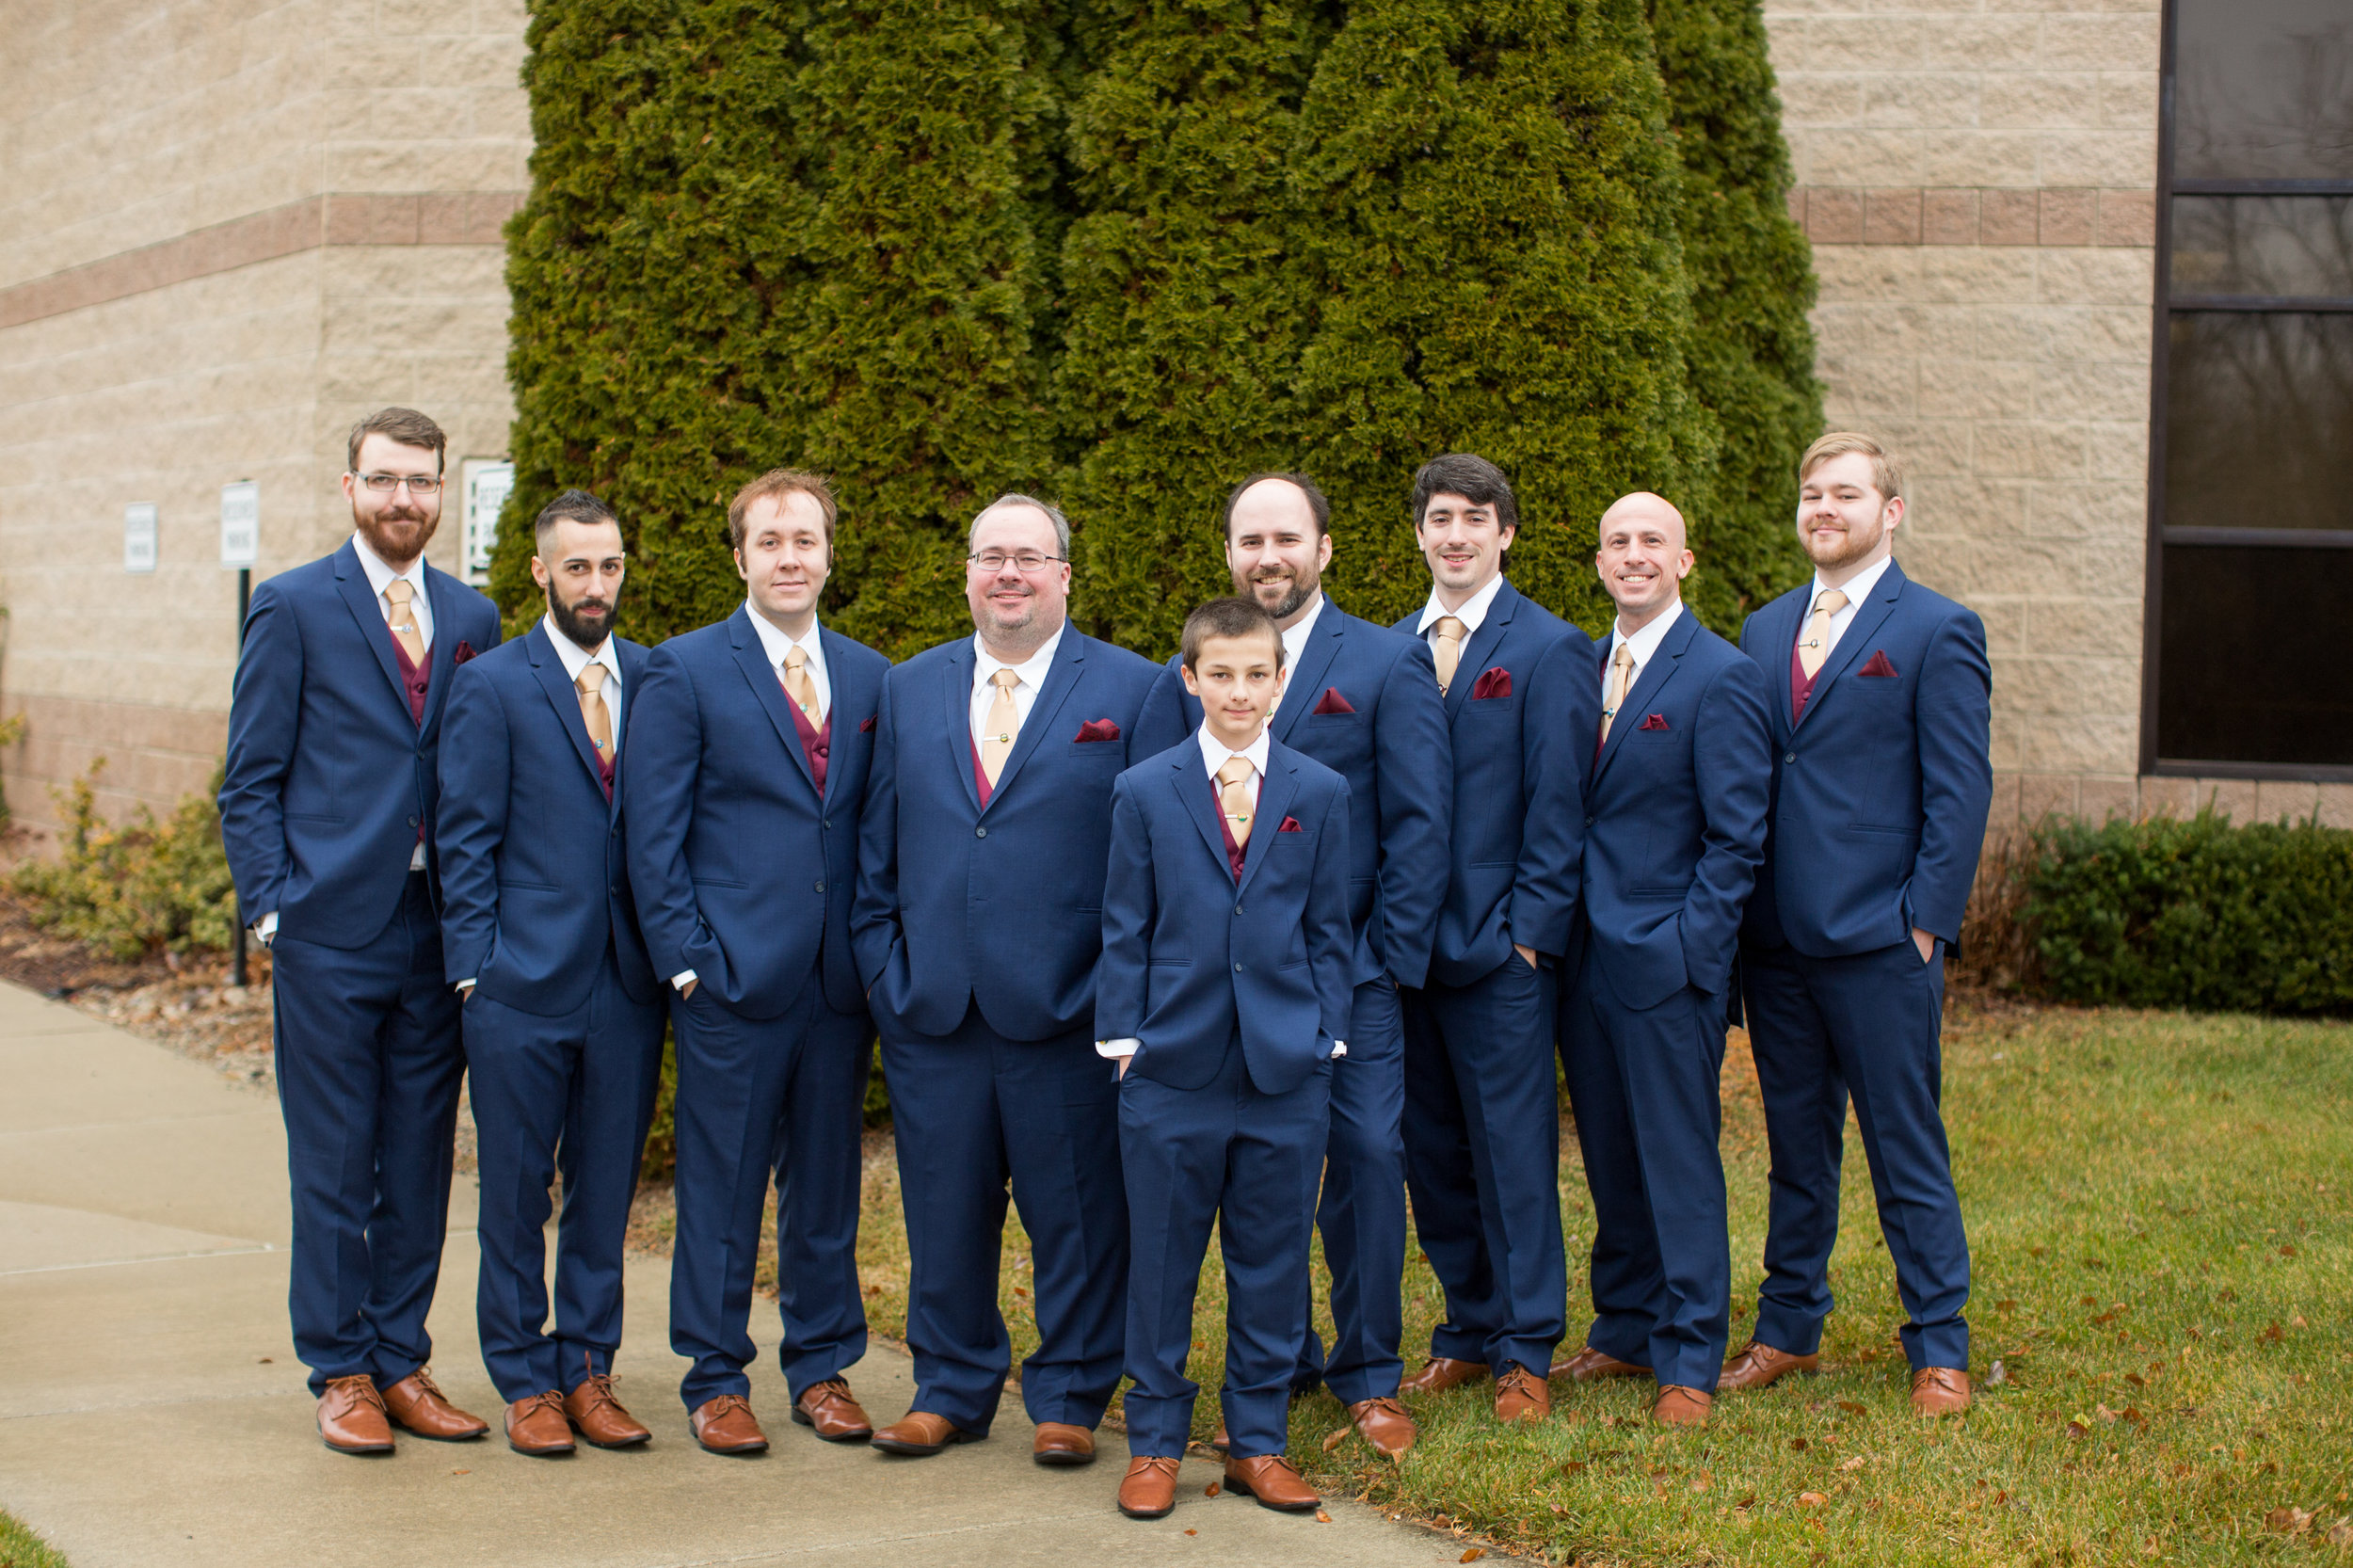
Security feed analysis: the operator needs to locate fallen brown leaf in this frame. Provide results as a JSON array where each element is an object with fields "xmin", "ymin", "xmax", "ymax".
[
  {"xmin": 1321, "ymin": 1426, "xmax": 1349, "ymax": 1453},
  {"xmin": 2265, "ymin": 1506, "xmax": 2313, "ymax": 1536},
  {"xmin": 2328, "ymin": 1522, "xmax": 2351, "ymax": 1546},
  {"xmin": 1838, "ymin": 1456, "xmax": 1865, "ymax": 1472},
  {"xmin": 1799, "ymin": 1492, "xmax": 1828, "ymax": 1508},
  {"xmin": 1204, "ymin": 1481, "xmax": 1220, "ymax": 1497},
  {"xmin": 1996, "ymin": 1300, "xmax": 2016, "ymax": 1313},
  {"xmin": 1315, "ymin": 1511, "xmax": 1331, "ymax": 1523},
  {"xmin": 1837, "ymin": 1400, "xmax": 1865, "ymax": 1416},
  {"xmin": 1460, "ymin": 1551, "xmax": 1484, "ymax": 1563},
  {"xmin": 1560, "ymin": 1460, "xmax": 1587, "ymax": 1476},
  {"xmin": 2067, "ymin": 1420, "xmax": 2090, "ymax": 1440},
  {"xmin": 1790, "ymin": 1437, "xmax": 1809, "ymax": 1451},
  {"xmin": 2292, "ymin": 1315, "xmax": 2309, "ymax": 1329},
  {"xmin": 1184, "ymin": 1528, "xmax": 1196, "ymax": 1536},
  {"xmin": 1987, "ymin": 1360, "xmax": 2008, "ymax": 1385},
  {"xmin": 2125, "ymin": 1371, "xmax": 2146, "ymax": 1387},
  {"xmin": 451, "ymin": 1468, "xmax": 470, "ymax": 1476}
]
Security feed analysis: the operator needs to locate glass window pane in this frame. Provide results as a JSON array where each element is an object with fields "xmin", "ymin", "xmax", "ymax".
[
  {"xmin": 2170, "ymin": 197, "xmax": 2353, "ymax": 297},
  {"xmin": 2157, "ymin": 545, "xmax": 2353, "ymax": 767},
  {"xmin": 2164, "ymin": 312, "xmax": 2353, "ymax": 533},
  {"xmin": 2175, "ymin": 0, "xmax": 2353, "ymax": 181}
]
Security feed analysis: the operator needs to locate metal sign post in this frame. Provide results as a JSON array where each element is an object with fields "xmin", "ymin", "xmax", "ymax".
[{"xmin": 221, "ymin": 482, "xmax": 258, "ymax": 988}]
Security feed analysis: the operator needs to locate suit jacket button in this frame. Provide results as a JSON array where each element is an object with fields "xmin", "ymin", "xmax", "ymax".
[
  {"xmin": 1234, "ymin": 962, "xmax": 1243, "ymax": 972},
  {"xmin": 975, "ymin": 826, "xmax": 987, "ymax": 839},
  {"xmin": 407, "ymin": 814, "xmax": 420, "ymax": 827},
  {"xmin": 813, "ymin": 880, "xmax": 825, "ymax": 894},
  {"xmin": 823, "ymin": 819, "xmax": 831, "ymax": 830},
  {"xmin": 1583, "ymin": 816, "xmax": 1593, "ymax": 827},
  {"xmin": 1785, "ymin": 752, "xmax": 1797, "ymax": 764},
  {"xmin": 1235, "ymin": 905, "xmax": 1243, "ymax": 917}
]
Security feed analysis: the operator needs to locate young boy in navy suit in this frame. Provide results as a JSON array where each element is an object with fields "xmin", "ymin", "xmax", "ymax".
[{"xmin": 1097, "ymin": 598, "xmax": 1355, "ymax": 1522}]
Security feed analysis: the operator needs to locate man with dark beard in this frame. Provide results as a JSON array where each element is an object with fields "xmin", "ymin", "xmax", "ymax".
[
  {"xmin": 221, "ymin": 407, "xmax": 504, "ymax": 1453},
  {"xmin": 436, "ymin": 489, "xmax": 666, "ymax": 1454},
  {"xmin": 1131, "ymin": 473, "xmax": 1450, "ymax": 1459}
]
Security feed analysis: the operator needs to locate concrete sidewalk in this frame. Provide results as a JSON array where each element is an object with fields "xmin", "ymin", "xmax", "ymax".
[{"xmin": 0, "ymin": 982, "xmax": 1497, "ymax": 1567}]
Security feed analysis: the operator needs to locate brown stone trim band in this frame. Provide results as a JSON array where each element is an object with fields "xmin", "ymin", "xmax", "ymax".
[
  {"xmin": 1787, "ymin": 186, "xmax": 2155, "ymax": 248},
  {"xmin": 0, "ymin": 191, "xmax": 526, "ymax": 330}
]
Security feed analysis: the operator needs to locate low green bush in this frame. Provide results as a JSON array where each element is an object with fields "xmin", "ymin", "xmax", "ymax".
[
  {"xmin": 10, "ymin": 761, "xmax": 237, "ymax": 961},
  {"xmin": 2017, "ymin": 808, "xmax": 2353, "ymax": 1014}
]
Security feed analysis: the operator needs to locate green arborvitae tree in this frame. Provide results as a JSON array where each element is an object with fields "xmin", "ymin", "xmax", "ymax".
[
  {"xmin": 1285, "ymin": 0, "xmax": 1719, "ymax": 639},
  {"xmin": 1053, "ymin": 0, "xmax": 1337, "ymax": 657},
  {"xmin": 1649, "ymin": 0, "xmax": 1820, "ymax": 625},
  {"xmin": 498, "ymin": 0, "xmax": 1058, "ymax": 659}
]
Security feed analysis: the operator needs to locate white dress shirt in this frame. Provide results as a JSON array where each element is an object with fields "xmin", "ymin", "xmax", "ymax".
[
  {"xmin": 1267, "ymin": 593, "xmax": 1325, "ymax": 719},
  {"xmin": 1414, "ymin": 571, "xmax": 1506, "ymax": 652},
  {"xmin": 1602, "ymin": 596, "xmax": 1685, "ymax": 711},
  {"xmin": 970, "ymin": 622, "xmax": 1065, "ymax": 746},
  {"xmin": 1804, "ymin": 552, "xmax": 1895, "ymax": 665},
  {"xmin": 1098, "ymin": 721, "xmax": 1342, "ymax": 1060},
  {"xmin": 544, "ymin": 612, "xmax": 625, "ymax": 743},
  {"xmin": 353, "ymin": 531, "xmax": 435, "ymax": 651},
  {"xmin": 747, "ymin": 605, "xmax": 831, "ymax": 724}
]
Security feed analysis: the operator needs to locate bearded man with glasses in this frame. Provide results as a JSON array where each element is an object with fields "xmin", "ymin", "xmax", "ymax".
[{"xmin": 221, "ymin": 407, "xmax": 504, "ymax": 1453}]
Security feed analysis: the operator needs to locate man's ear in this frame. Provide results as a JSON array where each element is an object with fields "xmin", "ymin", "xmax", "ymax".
[
  {"xmin": 1180, "ymin": 664, "xmax": 1200, "ymax": 696},
  {"xmin": 733, "ymin": 548, "xmax": 747, "ymax": 582},
  {"xmin": 530, "ymin": 555, "xmax": 551, "ymax": 589}
]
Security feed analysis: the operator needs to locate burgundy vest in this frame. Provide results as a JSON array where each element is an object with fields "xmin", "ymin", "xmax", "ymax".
[
  {"xmin": 1789, "ymin": 629, "xmax": 1823, "ymax": 724},
  {"xmin": 1212, "ymin": 774, "xmax": 1247, "ymax": 882},
  {"xmin": 970, "ymin": 733, "xmax": 993, "ymax": 808},
  {"xmin": 388, "ymin": 627, "xmax": 430, "ymax": 727},
  {"xmin": 789, "ymin": 696, "xmax": 832, "ymax": 795},
  {"xmin": 595, "ymin": 744, "xmax": 616, "ymax": 800}
]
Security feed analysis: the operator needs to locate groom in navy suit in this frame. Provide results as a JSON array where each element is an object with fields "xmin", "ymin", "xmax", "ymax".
[
  {"xmin": 1555, "ymin": 491, "xmax": 1770, "ymax": 1429},
  {"xmin": 437, "ymin": 489, "xmax": 664, "ymax": 1455},
  {"xmin": 623, "ymin": 470, "xmax": 889, "ymax": 1454},
  {"xmin": 1389, "ymin": 454, "xmax": 1592, "ymax": 1425},
  {"xmin": 221, "ymin": 407, "xmax": 502, "ymax": 1453},
  {"xmin": 854, "ymin": 494, "xmax": 1161, "ymax": 1464},
  {"xmin": 1131, "ymin": 473, "xmax": 1449, "ymax": 1460},
  {"xmin": 1727, "ymin": 434, "xmax": 1992, "ymax": 1416}
]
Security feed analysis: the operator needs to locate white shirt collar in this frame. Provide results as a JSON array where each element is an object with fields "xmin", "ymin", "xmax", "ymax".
[
  {"xmin": 1810, "ymin": 552, "xmax": 1895, "ymax": 612},
  {"xmin": 1281, "ymin": 593, "xmax": 1325, "ymax": 667},
  {"xmin": 542, "ymin": 613, "xmax": 621, "ymax": 686},
  {"xmin": 1416, "ymin": 571, "xmax": 1506, "ymax": 635},
  {"xmin": 1609, "ymin": 596, "xmax": 1685, "ymax": 666},
  {"xmin": 1196, "ymin": 720, "xmax": 1273, "ymax": 783},
  {"xmin": 351, "ymin": 531, "xmax": 426, "ymax": 597},
  {"xmin": 746, "ymin": 602, "xmax": 824, "ymax": 671},
  {"xmin": 973, "ymin": 621, "xmax": 1065, "ymax": 687}
]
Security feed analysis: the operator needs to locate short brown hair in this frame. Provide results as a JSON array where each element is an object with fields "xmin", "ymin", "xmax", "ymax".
[
  {"xmin": 346, "ymin": 408, "xmax": 447, "ymax": 473},
  {"xmin": 728, "ymin": 469, "xmax": 837, "ymax": 553},
  {"xmin": 1800, "ymin": 432, "xmax": 1903, "ymax": 503},
  {"xmin": 1180, "ymin": 596, "xmax": 1283, "ymax": 672},
  {"xmin": 534, "ymin": 488, "xmax": 619, "ymax": 552}
]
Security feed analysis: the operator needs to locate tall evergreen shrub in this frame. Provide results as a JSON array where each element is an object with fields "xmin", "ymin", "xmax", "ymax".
[
  {"xmin": 1285, "ymin": 0, "xmax": 1719, "ymax": 637},
  {"xmin": 1648, "ymin": 0, "xmax": 1820, "ymax": 621}
]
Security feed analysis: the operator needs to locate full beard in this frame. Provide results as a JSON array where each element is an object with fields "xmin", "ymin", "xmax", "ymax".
[
  {"xmin": 1806, "ymin": 517, "xmax": 1886, "ymax": 572},
  {"xmin": 550, "ymin": 592, "xmax": 617, "ymax": 648},
  {"xmin": 1249, "ymin": 570, "xmax": 1318, "ymax": 621},
  {"xmin": 357, "ymin": 504, "xmax": 439, "ymax": 565}
]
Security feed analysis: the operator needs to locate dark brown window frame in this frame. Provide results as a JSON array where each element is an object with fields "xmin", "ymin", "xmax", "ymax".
[{"xmin": 2140, "ymin": 0, "xmax": 2353, "ymax": 783}]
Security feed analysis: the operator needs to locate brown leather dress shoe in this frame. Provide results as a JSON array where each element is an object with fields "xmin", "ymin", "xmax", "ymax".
[
  {"xmin": 1652, "ymin": 1385, "xmax": 1715, "ymax": 1426},
  {"xmin": 380, "ymin": 1368, "xmax": 489, "ymax": 1441},
  {"xmin": 1550, "ymin": 1345, "xmax": 1653, "ymax": 1383},
  {"xmin": 505, "ymin": 1391, "xmax": 576, "ymax": 1456},
  {"xmin": 1032, "ymin": 1422, "xmax": 1096, "ymax": 1465},
  {"xmin": 565, "ymin": 1374, "xmax": 651, "ymax": 1448},
  {"xmin": 1347, "ymin": 1396, "xmax": 1417, "ymax": 1459},
  {"xmin": 316, "ymin": 1375, "xmax": 394, "ymax": 1454},
  {"xmin": 1718, "ymin": 1340, "xmax": 1818, "ymax": 1393},
  {"xmin": 1495, "ymin": 1365, "xmax": 1551, "ymax": 1423},
  {"xmin": 792, "ymin": 1378, "xmax": 874, "ymax": 1443},
  {"xmin": 1210, "ymin": 1421, "xmax": 1230, "ymax": 1452},
  {"xmin": 690, "ymin": 1394, "xmax": 770, "ymax": 1454},
  {"xmin": 1224, "ymin": 1453, "xmax": 1320, "ymax": 1512},
  {"xmin": 1911, "ymin": 1367, "xmax": 1972, "ymax": 1416},
  {"xmin": 1118, "ymin": 1456, "xmax": 1182, "ymax": 1519},
  {"xmin": 1399, "ymin": 1356, "xmax": 1490, "ymax": 1396},
  {"xmin": 870, "ymin": 1410, "xmax": 981, "ymax": 1456}
]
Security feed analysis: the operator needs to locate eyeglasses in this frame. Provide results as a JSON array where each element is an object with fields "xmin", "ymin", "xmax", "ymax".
[
  {"xmin": 354, "ymin": 472, "xmax": 443, "ymax": 494},
  {"xmin": 968, "ymin": 551, "xmax": 1065, "ymax": 573}
]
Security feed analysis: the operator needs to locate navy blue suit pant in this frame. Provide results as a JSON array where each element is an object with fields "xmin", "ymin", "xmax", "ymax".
[
  {"xmin": 881, "ymin": 1005, "xmax": 1126, "ymax": 1434},
  {"xmin": 1742, "ymin": 939, "xmax": 1968, "ymax": 1370},
  {"xmin": 271, "ymin": 872, "xmax": 465, "ymax": 1396},
  {"xmin": 465, "ymin": 962, "xmax": 664, "ymax": 1402},
  {"xmin": 1122, "ymin": 1039, "xmax": 1331, "ymax": 1459},
  {"xmin": 1400, "ymin": 955, "xmax": 1565, "ymax": 1376},
  {"xmin": 1291, "ymin": 975, "xmax": 1407, "ymax": 1403}
]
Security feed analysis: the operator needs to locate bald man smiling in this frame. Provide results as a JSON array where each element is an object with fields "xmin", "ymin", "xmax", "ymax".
[{"xmin": 1545, "ymin": 491, "xmax": 1770, "ymax": 1428}]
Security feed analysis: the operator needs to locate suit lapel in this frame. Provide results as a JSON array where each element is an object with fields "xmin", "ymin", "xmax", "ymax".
[
  {"xmin": 729, "ymin": 607, "xmax": 819, "ymax": 797},
  {"xmin": 610, "ymin": 638, "xmax": 648, "ymax": 819},
  {"xmin": 1762, "ymin": 590, "xmax": 1801, "ymax": 741},
  {"xmin": 1592, "ymin": 611, "xmax": 1697, "ymax": 787},
  {"xmin": 1236, "ymin": 756, "xmax": 1302, "ymax": 898},
  {"xmin": 1796, "ymin": 561, "xmax": 1906, "ymax": 729},
  {"xmin": 1173, "ymin": 751, "xmax": 1229, "ymax": 872},
  {"xmin": 332, "ymin": 542, "xmax": 411, "ymax": 717},
  {"xmin": 417, "ymin": 566, "xmax": 461, "ymax": 735},
  {"xmin": 941, "ymin": 641, "xmax": 984, "ymax": 814},
  {"xmin": 1273, "ymin": 606, "xmax": 1345, "ymax": 746},
  {"xmin": 816, "ymin": 628, "xmax": 869, "ymax": 805},
  {"xmin": 527, "ymin": 624, "xmax": 610, "ymax": 794},
  {"xmin": 1444, "ymin": 580, "xmax": 1518, "ymax": 721},
  {"xmin": 985, "ymin": 630, "xmax": 1085, "ymax": 809}
]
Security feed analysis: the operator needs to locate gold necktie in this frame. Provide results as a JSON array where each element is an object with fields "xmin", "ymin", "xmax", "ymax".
[
  {"xmin": 980, "ymin": 668, "xmax": 1020, "ymax": 787},
  {"xmin": 1798, "ymin": 588, "xmax": 1850, "ymax": 680},
  {"xmin": 576, "ymin": 664, "xmax": 613, "ymax": 757},
  {"xmin": 382, "ymin": 579, "xmax": 425, "ymax": 665},
  {"xmin": 1217, "ymin": 756, "xmax": 1257, "ymax": 850},
  {"xmin": 1599, "ymin": 644, "xmax": 1636, "ymax": 744},
  {"xmin": 1432, "ymin": 615, "xmax": 1467, "ymax": 693},
  {"xmin": 781, "ymin": 645, "xmax": 822, "ymax": 724}
]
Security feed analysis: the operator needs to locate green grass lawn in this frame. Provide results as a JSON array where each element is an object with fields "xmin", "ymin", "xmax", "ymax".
[{"xmin": 0, "ymin": 1511, "xmax": 68, "ymax": 1568}]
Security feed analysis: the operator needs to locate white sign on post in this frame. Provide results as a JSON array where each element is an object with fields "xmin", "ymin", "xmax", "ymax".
[
  {"xmin": 123, "ymin": 504, "xmax": 158, "ymax": 572},
  {"xmin": 219, "ymin": 481, "xmax": 259, "ymax": 569},
  {"xmin": 463, "ymin": 459, "xmax": 514, "ymax": 584}
]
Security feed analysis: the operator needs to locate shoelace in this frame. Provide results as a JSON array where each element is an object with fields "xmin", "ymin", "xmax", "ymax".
[
  {"xmin": 573, "ymin": 1372, "xmax": 623, "ymax": 1414},
  {"xmin": 1356, "ymin": 1397, "xmax": 1409, "ymax": 1420},
  {"xmin": 700, "ymin": 1394, "xmax": 754, "ymax": 1422},
  {"xmin": 407, "ymin": 1366, "xmax": 449, "ymax": 1400},
  {"xmin": 802, "ymin": 1379, "xmax": 855, "ymax": 1412},
  {"xmin": 325, "ymin": 1374, "xmax": 386, "ymax": 1412},
  {"xmin": 1237, "ymin": 1455, "xmax": 1306, "ymax": 1482},
  {"xmin": 1129, "ymin": 1456, "xmax": 1181, "ymax": 1477},
  {"xmin": 515, "ymin": 1390, "xmax": 567, "ymax": 1422}
]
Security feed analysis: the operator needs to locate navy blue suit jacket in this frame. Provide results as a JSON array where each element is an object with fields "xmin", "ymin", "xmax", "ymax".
[
  {"xmin": 1097, "ymin": 738, "xmax": 1355, "ymax": 1096},
  {"xmin": 622, "ymin": 607, "xmax": 887, "ymax": 1020},
  {"xmin": 1738, "ymin": 559, "xmax": 1993, "ymax": 955},
  {"xmin": 1572, "ymin": 607, "xmax": 1772, "ymax": 1011},
  {"xmin": 854, "ymin": 628, "xmax": 1163, "ymax": 1041},
  {"xmin": 1389, "ymin": 580, "xmax": 1592, "ymax": 987},
  {"xmin": 1132, "ymin": 604, "xmax": 1451, "ymax": 989},
  {"xmin": 435, "ymin": 624, "xmax": 657, "ymax": 1014},
  {"xmin": 220, "ymin": 540, "xmax": 502, "ymax": 950}
]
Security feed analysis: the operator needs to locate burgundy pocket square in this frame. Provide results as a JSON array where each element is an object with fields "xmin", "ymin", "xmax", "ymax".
[
  {"xmin": 1277, "ymin": 816, "xmax": 1304, "ymax": 833},
  {"xmin": 1858, "ymin": 650, "xmax": 1899, "ymax": 678},
  {"xmin": 1637, "ymin": 713, "xmax": 1671, "ymax": 731},
  {"xmin": 452, "ymin": 640, "xmax": 478, "ymax": 665},
  {"xmin": 1074, "ymin": 718, "xmax": 1121, "ymax": 743},
  {"xmin": 1470, "ymin": 667, "xmax": 1512, "ymax": 700},
  {"xmin": 1311, "ymin": 687, "xmax": 1354, "ymax": 715},
  {"xmin": 859, "ymin": 715, "xmax": 877, "ymax": 734}
]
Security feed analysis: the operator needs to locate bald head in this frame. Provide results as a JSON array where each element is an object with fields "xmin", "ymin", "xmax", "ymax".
[{"xmin": 1595, "ymin": 490, "xmax": 1694, "ymax": 632}]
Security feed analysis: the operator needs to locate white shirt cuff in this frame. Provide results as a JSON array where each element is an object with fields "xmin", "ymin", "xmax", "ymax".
[
  {"xmin": 254, "ymin": 911, "xmax": 278, "ymax": 944},
  {"xmin": 1096, "ymin": 1038, "xmax": 1140, "ymax": 1059},
  {"xmin": 671, "ymin": 970, "xmax": 698, "ymax": 991},
  {"xmin": 408, "ymin": 840, "xmax": 427, "ymax": 872},
  {"xmin": 455, "ymin": 979, "xmax": 475, "ymax": 991},
  {"xmin": 1331, "ymin": 1041, "xmax": 1346, "ymax": 1058}
]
